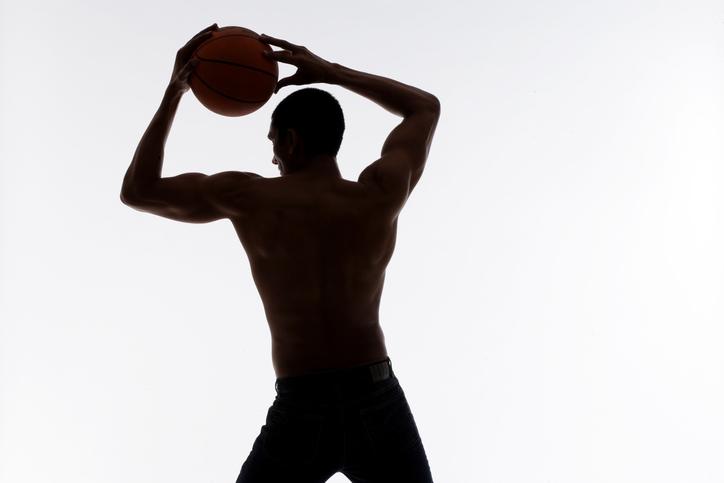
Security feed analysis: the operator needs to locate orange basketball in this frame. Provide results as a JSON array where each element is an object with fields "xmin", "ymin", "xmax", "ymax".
[{"xmin": 190, "ymin": 26, "xmax": 278, "ymax": 117}]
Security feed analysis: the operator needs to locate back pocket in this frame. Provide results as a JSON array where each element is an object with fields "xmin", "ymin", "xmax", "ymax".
[
  {"xmin": 359, "ymin": 387, "xmax": 423, "ymax": 455},
  {"xmin": 261, "ymin": 402, "xmax": 325, "ymax": 465}
]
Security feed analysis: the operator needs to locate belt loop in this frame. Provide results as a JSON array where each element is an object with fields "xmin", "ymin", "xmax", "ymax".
[{"xmin": 369, "ymin": 359, "xmax": 391, "ymax": 383}]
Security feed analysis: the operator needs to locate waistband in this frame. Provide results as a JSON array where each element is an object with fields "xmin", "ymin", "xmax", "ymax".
[{"xmin": 275, "ymin": 357, "xmax": 394, "ymax": 395}]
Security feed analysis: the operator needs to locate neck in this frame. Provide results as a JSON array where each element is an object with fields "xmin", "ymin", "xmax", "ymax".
[{"xmin": 287, "ymin": 155, "xmax": 342, "ymax": 178}]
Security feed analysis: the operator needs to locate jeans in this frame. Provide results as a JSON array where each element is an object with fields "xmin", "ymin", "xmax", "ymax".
[{"xmin": 236, "ymin": 357, "xmax": 434, "ymax": 482}]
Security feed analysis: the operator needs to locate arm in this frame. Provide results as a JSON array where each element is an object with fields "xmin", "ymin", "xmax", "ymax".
[
  {"xmin": 121, "ymin": 86, "xmax": 183, "ymax": 199},
  {"xmin": 120, "ymin": 84, "xmax": 262, "ymax": 223},
  {"xmin": 120, "ymin": 85, "xmax": 260, "ymax": 223},
  {"xmin": 327, "ymin": 64, "xmax": 440, "ymax": 209},
  {"xmin": 121, "ymin": 83, "xmax": 256, "ymax": 224},
  {"xmin": 121, "ymin": 23, "xmax": 218, "ymax": 198},
  {"xmin": 120, "ymin": 24, "xmax": 262, "ymax": 223},
  {"xmin": 326, "ymin": 63, "xmax": 440, "ymax": 118},
  {"xmin": 260, "ymin": 34, "xmax": 440, "ymax": 216},
  {"xmin": 121, "ymin": 86, "xmax": 249, "ymax": 223}
]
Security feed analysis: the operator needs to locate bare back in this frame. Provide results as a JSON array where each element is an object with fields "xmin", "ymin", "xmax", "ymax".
[
  {"xmin": 120, "ymin": 35, "xmax": 441, "ymax": 379},
  {"xmin": 229, "ymin": 174, "xmax": 400, "ymax": 378}
]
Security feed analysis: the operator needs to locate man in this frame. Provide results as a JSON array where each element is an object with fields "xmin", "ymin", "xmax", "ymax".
[{"xmin": 121, "ymin": 24, "xmax": 440, "ymax": 483}]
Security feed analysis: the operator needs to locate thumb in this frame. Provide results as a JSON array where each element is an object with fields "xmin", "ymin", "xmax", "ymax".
[{"xmin": 274, "ymin": 74, "xmax": 301, "ymax": 93}]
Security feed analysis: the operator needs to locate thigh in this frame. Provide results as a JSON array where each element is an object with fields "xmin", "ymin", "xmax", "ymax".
[
  {"xmin": 236, "ymin": 398, "xmax": 334, "ymax": 483},
  {"xmin": 347, "ymin": 381, "xmax": 435, "ymax": 483}
]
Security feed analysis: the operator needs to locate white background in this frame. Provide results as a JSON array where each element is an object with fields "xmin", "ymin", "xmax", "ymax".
[{"xmin": 1, "ymin": 1, "xmax": 723, "ymax": 482}]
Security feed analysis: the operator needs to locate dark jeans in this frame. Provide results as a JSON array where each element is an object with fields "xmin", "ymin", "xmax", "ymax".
[{"xmin": 236, "ymin": 357, "xmax": 434, "ymax": 482}]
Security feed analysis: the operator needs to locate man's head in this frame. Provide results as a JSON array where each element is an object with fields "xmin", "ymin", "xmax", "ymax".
[{"xmin": 267, "ymin": 88, "xmax": 345, "ymax": 176}]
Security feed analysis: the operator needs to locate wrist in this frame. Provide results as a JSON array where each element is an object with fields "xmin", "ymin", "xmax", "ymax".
[
  {"xmin": 323, "ymin": 62, "xmax": 344, "ymax": 84},
  {"xmin": 164, "ymin": 83, "xmax": 185, "ymax": 101}
]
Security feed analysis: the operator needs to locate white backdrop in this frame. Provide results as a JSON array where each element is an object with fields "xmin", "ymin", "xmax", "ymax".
[{"xmin": 1, "ymin": 1, "xmax": 723, "ymax": 482}]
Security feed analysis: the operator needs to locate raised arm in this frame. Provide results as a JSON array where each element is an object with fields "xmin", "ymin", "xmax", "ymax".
[
  {"xmin": 260, "ymin": 34, "xmax": 440, "ymax": 217},
  {"xmin": 329, "ymin": 64, "xmax": 440, "ymax": 215}
]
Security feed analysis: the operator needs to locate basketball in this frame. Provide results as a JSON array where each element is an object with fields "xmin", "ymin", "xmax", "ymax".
[{"xmin": 189, "ymin": 26, "xmax": 278, "ymax": 117}]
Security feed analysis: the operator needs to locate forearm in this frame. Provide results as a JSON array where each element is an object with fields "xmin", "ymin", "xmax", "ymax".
[
  {"xmin": 122, "ymin": 86, "xmax": 183, "ymax": 197},
  {"xmin": 326, "ymin": 63, "xmax": 438, "ymax": 118}
]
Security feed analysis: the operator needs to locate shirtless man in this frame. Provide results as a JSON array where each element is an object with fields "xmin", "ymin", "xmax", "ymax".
[{"xmin": 121, "ymin": 24, "xmax": 440, "ymax": 482}]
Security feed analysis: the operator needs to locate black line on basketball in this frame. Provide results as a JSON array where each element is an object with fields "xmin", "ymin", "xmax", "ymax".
[
  {"xmin": 194, "ymin": 72, "xmax": 269, "ymax": 104},
  {"xmin": 195, "ymin": 57, "xmax": 277, "ymax": 78},
  {"xmin": 201, "ymin": 33, "xmax": 261, "ymax": 47}
]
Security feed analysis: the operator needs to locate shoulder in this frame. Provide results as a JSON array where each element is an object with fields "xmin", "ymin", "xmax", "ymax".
[
  {"xmin": 204, "ymin": 171, "xmax": 265, "ymax": 195},
  {"xmin": 206, "ymin": 171, "xmax": 264, "ymax": 185},
  {"xmin": 203, "ymin": 171, "xmax": 265, "ymax": 216}
]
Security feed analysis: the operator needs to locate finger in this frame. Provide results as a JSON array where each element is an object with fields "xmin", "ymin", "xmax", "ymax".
[
  {"xmin": 185, "ymin": 24, "xmax": 218, "ymax": 47},
  {"xmin": 259, "ymin": 33, "xmax": 300, "ymax": 51},
  {"xmin": 274, "ymin": 74, "xmax": 301, "ymax": 93},
  {"xmin": 263, "ymin": 50, "xmax": 298, "ymax": 64},
  {"xmin": 181, "ymin": 59, "xmax": 199, "ymax": 77},
  {"xmin": 194, "ymin": 23, "xmax": 219, "ymax": 38},
  {"xmin": 190, "ymin": 29, "xmax": 216, "ymax": 45},
  {"xmin": 180, "ymin": 28, "xmax": 217, "ymax": 55}
]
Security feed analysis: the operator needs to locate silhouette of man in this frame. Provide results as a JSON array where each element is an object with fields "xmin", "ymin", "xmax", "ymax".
[{"xmin": 121, "ymin": 24, "xmax": 440, "ymax": 482}]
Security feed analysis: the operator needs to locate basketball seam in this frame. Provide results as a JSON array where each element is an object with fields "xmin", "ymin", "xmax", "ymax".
[
  {"xmin": 201, "ymin": 32, "xmax": 261, "ymax": 46},
  {"xmin": 194, "ymin": 57, "xmax": 277, "ymax": 78},
  {"xmin": 197, "ymin": 32, "xmax": 275, "ymax": 77},
  {"xmin": 193, "ymin": 72, "xmax": 270, "ymax": 104}
]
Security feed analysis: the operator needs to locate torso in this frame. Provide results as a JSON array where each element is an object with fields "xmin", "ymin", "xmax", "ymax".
[{"xmin": 229, "ymin": 174, "xmax": 400, "ymax": 378}]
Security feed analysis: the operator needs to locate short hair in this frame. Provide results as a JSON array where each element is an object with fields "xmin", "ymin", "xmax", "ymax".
[{"xmin": 271, "ymin": 88, "xmax": 345, "ymax": 157}]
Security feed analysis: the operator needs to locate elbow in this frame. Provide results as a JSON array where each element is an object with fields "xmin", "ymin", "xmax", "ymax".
[
  {"xmin": 120, "ymin": 185, "xmax": 143, "ymax": 206},
  {"xmin": 406, "ymin": 95, "xmax": 440, "ymax": 118},
  {"xmin": 120, "ymin": 185, "xmax": 133, "ymax": 205},
  {"xmin": 415, "ymin": 95, "xmax": 440, "ymax": 117},
  {"xmin": 120, "ymin": 180, "xmax": 155, "ymax": 205},
  {"xmin": 120, "ymin": 175, "xmax": 136, "ymax": 204}
]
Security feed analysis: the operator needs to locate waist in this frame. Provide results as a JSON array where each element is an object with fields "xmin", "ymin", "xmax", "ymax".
[
  {"xmin": 274, "ymin": 356, "xmax": 395, "ymax": 398},
  {"xmin": 271, "ymin": 323, "xmax": 388, "ymax": 378}
]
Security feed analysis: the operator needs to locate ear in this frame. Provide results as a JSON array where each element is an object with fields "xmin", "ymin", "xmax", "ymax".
[{"xmin": 287, "ymin": 128, "xmax": 301, "ymax": 155}]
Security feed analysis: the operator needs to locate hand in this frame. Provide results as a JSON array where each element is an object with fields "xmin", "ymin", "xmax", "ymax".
[
  {"xmin": 168, "ymin": 23, "xmax": 219, "ymax": 95},
  {"xmin": 259, "ymin": 34, "xmax": 336, "ymax": 93}
]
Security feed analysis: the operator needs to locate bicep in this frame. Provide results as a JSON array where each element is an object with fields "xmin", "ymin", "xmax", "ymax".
[
  {"xmin": 122, "ymin": 171, "xmax": 260, "ymax": 224},
  {"xmin": 358, "ymin": 105, "xmax": 440, "ymax": 208},
  {"xmin": 380, "ymin": 102, "xmax": 440, "ymax": 168}
]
